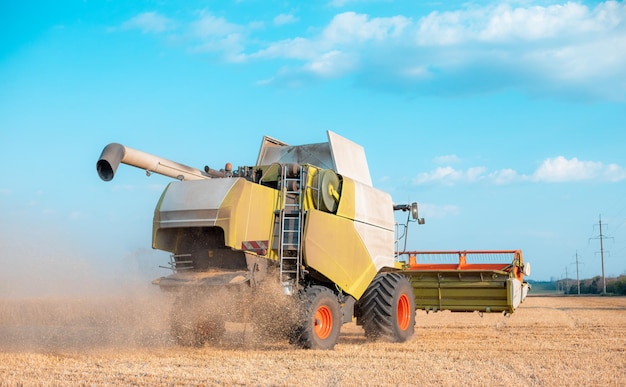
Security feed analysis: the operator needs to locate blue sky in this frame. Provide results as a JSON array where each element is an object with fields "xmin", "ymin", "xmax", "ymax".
[{"xmin": 1, "ymin": 0, "xmax": 625, "ymax": 294}]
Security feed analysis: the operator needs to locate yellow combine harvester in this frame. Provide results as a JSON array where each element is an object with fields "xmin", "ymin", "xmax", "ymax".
[{"xmin": 96, "ymin": 131, "xmax": 530, "ymax": 350}]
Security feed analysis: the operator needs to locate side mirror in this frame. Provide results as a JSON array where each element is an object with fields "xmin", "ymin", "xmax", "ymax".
[
  {"xmin": 411, "ymin": 202, "xmax": 419, "ymax": 220},
  {"xmin": 411, "ymin": 202, "xmax": 425, "ymax": 224},
  {"xmin": 393, "ymin": 202, "xmax": 425, "ymax": 224}
]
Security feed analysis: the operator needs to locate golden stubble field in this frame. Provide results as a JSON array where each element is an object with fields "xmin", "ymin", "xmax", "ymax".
[{"xmin": 0, "ymin": 292, "xmax": 625, "ymax": 386}]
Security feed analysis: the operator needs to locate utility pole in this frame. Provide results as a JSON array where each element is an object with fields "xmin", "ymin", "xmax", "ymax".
[
  {"xmin": 598, "ymin": 215, "xmax": 606, "ymax": 294},
  {"xmin": 574, "ymin": 251, "xmax": 580, "ymax": 295},
  {"xmin": 589, "ymin": 215, "xmax": 611, "ymax": 295},
  {"xmin": 599, "ymin": 216, "xmax": 606, "ymax": 294}
]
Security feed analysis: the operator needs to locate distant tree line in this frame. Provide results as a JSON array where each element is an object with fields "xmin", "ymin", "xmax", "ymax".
[{"xmin": 558, "ymin": 275, "xmax": 626, "ymax": 295}]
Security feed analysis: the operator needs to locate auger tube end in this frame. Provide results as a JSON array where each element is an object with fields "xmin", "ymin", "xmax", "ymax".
[{"xmin": 96, "ymin": 143, "xmax": 125, "ymax": 181}]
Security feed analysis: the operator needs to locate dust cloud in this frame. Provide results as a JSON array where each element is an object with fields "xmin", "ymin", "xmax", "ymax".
[
  {"xmin": 0, "ymin": 212, "xmax": 309, "ymax": 354},
  {"xmin": 0, "ymin": 217, "xmax": 175, "ymax": 352},
  {"xmin": 166, "ymin": 273, "xmax": 301, "ymax": 349},
  {"xmin": 0, "ymin": 225, "xmax": 300, "ymax": 352},
  {"xmin": 0, "ymin": 273, "xmax": 300, "ymax": 352},
  {"xmin": 0, "ymin": 251, "xmax": 175, "ymax": 351}
]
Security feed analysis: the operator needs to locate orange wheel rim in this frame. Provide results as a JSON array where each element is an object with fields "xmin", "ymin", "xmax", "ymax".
[
  {"xmin": 314, "ymin": 305, "xmax": 333, "ymax": 339},
  {"xmin": 397, "ymin": 294, "xmax": 411, "ymax": 331}
]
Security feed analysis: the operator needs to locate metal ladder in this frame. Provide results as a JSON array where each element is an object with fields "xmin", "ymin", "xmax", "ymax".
[{"xmin": 278, "ymin": 164, "xmax": 303, "ymax": 292}]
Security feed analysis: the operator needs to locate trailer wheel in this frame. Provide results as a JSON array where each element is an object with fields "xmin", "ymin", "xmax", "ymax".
[
  {"xmin": 170, "ymin": 290, "xmax": 226, "ymax": 347},
  {"xmin": 358, "ymin": 272, "xmax": 415, "ymax": 342},
  {"xmin": 292, "ymin": 285, "xmax": 341, "ymax": 350}
]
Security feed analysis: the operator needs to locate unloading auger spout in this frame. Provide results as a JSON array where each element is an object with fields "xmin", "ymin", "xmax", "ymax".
[{"xmin": 96, "ymin": 143, "xmax": 211, "ymax": 181}]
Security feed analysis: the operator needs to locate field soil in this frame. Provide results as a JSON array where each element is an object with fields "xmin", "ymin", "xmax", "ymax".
[{"xmin": 1, "ymin": 294, "xmax": 624, "ymax": 386}]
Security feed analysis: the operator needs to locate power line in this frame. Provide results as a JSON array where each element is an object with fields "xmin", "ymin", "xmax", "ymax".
[{"xmin": 610, "ymin": 217, "xmax": 626, "ymax": 235}]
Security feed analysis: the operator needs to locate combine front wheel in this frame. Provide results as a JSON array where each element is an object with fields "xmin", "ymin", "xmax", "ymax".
[
  {"xmin": 293, "ymin": 285, "xmax": 341, "ymax": 350},
  {"xmin": 358, "ymin": 272, "xmax": 416, "ymax": 342}
]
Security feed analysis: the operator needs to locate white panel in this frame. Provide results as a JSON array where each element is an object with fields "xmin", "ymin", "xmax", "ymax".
[
  {"xmin": 348, "ymin": 176, "xmax": 395, "ymax": 271},
  {"xmin": 328, "ymin": 131, "xmax": 372, "ymax": 187},
  {"xmin": 510, "ymin": 279, "xmax": 523, "ymax": 309},
  {"xmin": 160, "ymin": 179, "xmax": 237, "ymax": 212},
  {"xmin": 256, "ymin": 135, "xmax": 289, "ymax": 166},
  {"xmin": 352, "ymin": 180, "xmax": 395, "ymax": 231},
  {"xmin": 353, "ymin": 222, "xmax": 395, "ymax": 271},
  {"xmin": 521, "ymin": 283, "xmax": 530, "ymax": 302}
]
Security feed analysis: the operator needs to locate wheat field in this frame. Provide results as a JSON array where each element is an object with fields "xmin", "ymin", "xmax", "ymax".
[{"xmin": 0, "ymin": 293, "xmax": 624, "ymax": 386}]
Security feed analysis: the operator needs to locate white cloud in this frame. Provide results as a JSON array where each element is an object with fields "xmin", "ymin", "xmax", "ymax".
[
  {"xmin": 116, "ymin": 2, "xmax": 626, "ymax": 100},
  {"xmin": 488, "ymin": 168, "xmax": 519, "ymax": 185},
  {"xmin": 274, "ymin": 13, "xmax": 299, "ymax": 26},
  {"xmin": 183, "ymin": 12, "xmax": 250, "ymax": 62},
  {"xmin": 250, "ymin": 12, "xmax": 412, "ymax": 83},
  {"xmin": 415, "ymin": 166, "xmax": 457, "ymax": 184},
  {"xmin": 287, "ymin": 2, "xmax": 626, "ymax": 99},
  {"xmin": 416, "ymin": 2, "xmax": 621, "ymax": 46},
  {"xmin": 414, "ymin": 166, "xmax": 487, "ymax": 185},
  {"xmin": 120, "ymin": 12, "xmax": 174, "ymax": 33},
  {"xmin": 305, "ymin": 50, "xmax": 356, "ymax": 77},
  {"xmin": 414, "ymin": 156, "xmax": 626, "ymax": 186},
  {"xmin": 249, "ymin": 37, "xmax": 320, "ymax": 61},
  {"xmin": 416, "ymin": 9, "xmax": 469, "ymax": 46},
  {"xmin": 190, "ymin": 12, "xmax": 241, "ymax": 38},
  {"xmin": 408, "ymin": 2, "xmax": 626, "ymax": 100},
  {"xmin": 479, "ymin": 3, "xmax": 591, "ymax": 42},
  {"xmin": 533, "ymin": 156, "xmax": 626, "ymax": 182},
  {"xmin": 322, "ymin": 12, "xmax": 410, "ymax": 44},
  {"xmin": 116, "ymin": 10, "xmax": 248, "ymax": 62},
  {"xmin": 189, "ymin": 32, "xmax": 246, "ymax": 62}
]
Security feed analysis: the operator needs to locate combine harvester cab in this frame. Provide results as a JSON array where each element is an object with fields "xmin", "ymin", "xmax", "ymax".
[{"xmin": 397, "ymin": 250, "xmax": 531, "ymax": 314}]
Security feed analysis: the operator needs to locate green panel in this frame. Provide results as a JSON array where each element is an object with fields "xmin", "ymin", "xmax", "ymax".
[{"xmin": 401, "ymin": 269, "xmax": 515, "ymax": 313}]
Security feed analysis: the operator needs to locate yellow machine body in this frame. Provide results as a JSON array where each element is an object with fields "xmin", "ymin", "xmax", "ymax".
[{"xmin": 302, "ymin": 174, "xmax": 395, "ymax": 299}]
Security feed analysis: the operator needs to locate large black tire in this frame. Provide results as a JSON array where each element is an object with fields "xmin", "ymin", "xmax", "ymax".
[
  {"xmin": 292, "ymin": 285, "xmax": 342, "ymax": 350},
  {"xmin": 170, "ymin": 289, "xmax": 226, "ymax": 347},
  {"xmin": 357, "ymin": 272, "xmax": 416, "ymax": 342}
]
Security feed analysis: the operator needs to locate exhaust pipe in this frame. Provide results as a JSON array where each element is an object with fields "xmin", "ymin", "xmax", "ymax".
[{"xmin": 96, "ymin": 143, "xmax": 210, "ymax": 181}]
